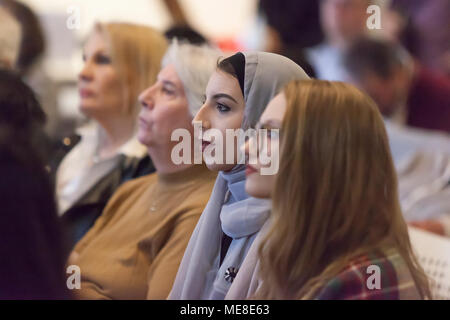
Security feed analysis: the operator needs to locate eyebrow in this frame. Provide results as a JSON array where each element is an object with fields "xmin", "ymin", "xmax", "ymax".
[
  {"xmin": 161, "ymin": 80, "xmax": 177, "ymax": 89},
  {"xmin": 212, "ymin": 93, "xmax": 238, "ymax": 104},
  {"xmin": 82, "ymin": 50, "xmax": 109, "ymax": 59}
]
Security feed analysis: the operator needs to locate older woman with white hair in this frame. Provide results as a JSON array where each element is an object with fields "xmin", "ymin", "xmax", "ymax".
[
  {"xmin": 69, "ymin": 41, "xmax": 222, "ymax": 300},
  {"xmin": 0, "ymin": 6, "xmax": 21, "ymax": 69}
]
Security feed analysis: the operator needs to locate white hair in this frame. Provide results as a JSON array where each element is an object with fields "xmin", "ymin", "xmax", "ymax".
[
  {"xmin": 0, "ymin": 7, "xmax": 21, "ymax": 69},
  {"xmin": 162, "ymin": 40, "xmax": 222, "ymax": 116}
]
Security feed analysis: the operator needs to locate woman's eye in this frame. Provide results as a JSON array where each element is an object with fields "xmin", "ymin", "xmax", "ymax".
[
  {"xmin": 216, "ymin": 103, "xmax": 230, "ymax": 113},
  {"xmin": 162, "ymin": 87, "xmax": 175, "ymax": 96},
  {"xmin": 95, "ymin": 54, "xmax": 111, "ymax": 64}
]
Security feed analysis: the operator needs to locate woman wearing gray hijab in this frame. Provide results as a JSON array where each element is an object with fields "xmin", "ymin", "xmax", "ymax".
[{"xmin": 169, "ymin": 52, "xmax": 309, "ymax": 300}]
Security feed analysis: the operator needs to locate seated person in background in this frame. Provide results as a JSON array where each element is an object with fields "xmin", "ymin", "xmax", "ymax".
[
  {"xmin": 343, "ymin": 37, "xmax": 450, "ymax": 133},
  {"xmin": 0, "ymin": 6, "xmax": 20, "ymax": 69},
  {"xmin": 0, "ymin": 70, "xmax": 70, "ymax": 299},
  {"xmin": 400, "ymin": 152, "xmax": 450, "ymax": 237},
  {"xmin": 258, "ymin": 0, "xmax": 321, "ymax": 77},
  {"xmin": 386, "ymin": 124, "xmax": 450, "ymax": 237},
  {"xmin": 229, "ymin": 80, "xmax": 431, "ymax": 300},
  {"xmin": 306, "ymin": 0, "xmax": 385, "ymax": 81},
  {"xmin": 164, "ymin": 24, "xmax": 208, "ymax": 46},
  {"xmin": 55, "ymin": 23, "xmax": 167, "ymax": 247},
  {"xmin": 391, "ymin": 0, "xmax": 450, "ymax": 75},
  {"xmin": 1, "ymin": 0, "xmax": 63, "ymax": 141},
  {"xmin": 69, "ymin": 42, "xmax": 221, "ymax": 300}
]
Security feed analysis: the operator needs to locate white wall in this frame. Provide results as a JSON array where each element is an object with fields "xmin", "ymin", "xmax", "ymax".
[
  {"xmin": 14, "ymin": 0, "xmax": 260, "ymax": 118},
  {"xmin": 17, "ymin": 0, "xmax": 259, "ymax": 80},
  {"xmin": 20, "ymin": 0, "xmax": 257, "ymax": 39}
]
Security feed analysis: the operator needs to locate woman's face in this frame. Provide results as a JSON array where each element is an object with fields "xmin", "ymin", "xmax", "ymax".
[
  {"xmin": 243, "ymin": 92, "xmax": 286, "ymax": 199},
  {"xmin": 138, "ymin": 64, "xmax": 192, "ymax": 148},
  {"xmin": 78, "ymin": 30, "xmax": 124, "ymax": 118},
  {"xmin": 193, "ymin": 70, "xmax": 245, "ymax": 172}
]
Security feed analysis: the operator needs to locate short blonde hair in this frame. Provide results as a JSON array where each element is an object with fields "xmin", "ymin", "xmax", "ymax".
[
  {"xmin": 0, "ymin": 7, "xmax": 21, "ymax": 69},
  {"xmin": 94, "ymin": 22, "xmax": 167, "ymax": 117}
]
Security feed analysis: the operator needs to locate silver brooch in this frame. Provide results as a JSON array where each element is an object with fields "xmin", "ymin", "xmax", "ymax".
[{"xmin": 224, "ymin": 267, "xmax": 239, "ymax": 283}]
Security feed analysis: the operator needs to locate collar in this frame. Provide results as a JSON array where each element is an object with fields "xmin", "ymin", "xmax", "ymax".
[
  {"xmin": 157, "ymin": 163, "xmax": 213, "ymax": 187},
  {"xmin": 76, "ymin": 122, "xmax": 147, "ymax": 159}
]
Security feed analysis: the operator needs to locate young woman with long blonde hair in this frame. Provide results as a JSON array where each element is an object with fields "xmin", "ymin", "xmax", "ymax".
[{"xmin": 240, "ymin": 80, "xmax": 431, "ymax": 300}]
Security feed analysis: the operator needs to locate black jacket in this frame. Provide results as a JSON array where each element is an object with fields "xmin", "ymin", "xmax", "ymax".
[{"xmin": 50, "ymin": 134, "xmax": 155, "ymax": 249}]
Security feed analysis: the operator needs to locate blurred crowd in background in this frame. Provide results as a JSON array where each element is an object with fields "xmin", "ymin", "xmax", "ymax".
[{"xmin": 0, "ymin": 0, "xmax": 449, "ymax": 300}]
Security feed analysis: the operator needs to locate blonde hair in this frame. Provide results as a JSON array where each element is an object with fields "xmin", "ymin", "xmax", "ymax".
[
  {"xmin": 0, "ymin": 7, "xmax": 21, "ymax": 69},
  {"xmin": 94, "ymin": 22, "xmax": 167, "ymax": 118},
  {"xmin": 255, "ymin": 80, "xmax": 431, "ymax": 300}
]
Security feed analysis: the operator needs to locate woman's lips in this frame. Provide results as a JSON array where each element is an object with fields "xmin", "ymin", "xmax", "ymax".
[
  {"xmin": 245, "ymin": 165, "xmax": 258, "ymax": 176},
  {"xmin": 138, "ymin": 117, "xmax": 150, "ymax": 130},
  {"xmin": 79, "ymin": 88, "xmax": 94, "ymax": 98}
]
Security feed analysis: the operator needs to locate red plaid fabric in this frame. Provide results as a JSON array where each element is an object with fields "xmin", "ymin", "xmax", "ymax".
[{"xmin": 315, "ymin": 248, "xmax": 422, "ymax": 300}]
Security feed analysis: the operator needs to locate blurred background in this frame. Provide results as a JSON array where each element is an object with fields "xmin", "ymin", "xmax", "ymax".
[
  {"xmin": 10, "ymin": 0, "xmax": 262, "ymax": 134},
  {"xmin": 3, "ymin": 0, "xmax": 449, "ymax": 140},
  {"xmin": 1, "ymin": 0, "xmax": 450, "ymax": 299}
]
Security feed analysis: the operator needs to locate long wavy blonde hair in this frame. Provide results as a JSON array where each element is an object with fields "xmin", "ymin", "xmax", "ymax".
[{"xmin": 255, "ymin": 80, "xmax": 431, "ymax": 300}]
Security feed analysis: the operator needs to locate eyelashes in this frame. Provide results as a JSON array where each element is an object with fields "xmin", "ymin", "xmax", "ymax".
[
  {"xmin": 82, "ymin": 53, "xmax": 111, "ymax": 64},
  {"xmin": 216, "ymin": 103, "xmax": 231, "ymax": 113},
  {"xmin": 162, "ymin": 87, "xmax": 175, "ymax": 96},
  {"xmin": 95, "ymin": 54, "xmax": 111, "ymax": 64}
]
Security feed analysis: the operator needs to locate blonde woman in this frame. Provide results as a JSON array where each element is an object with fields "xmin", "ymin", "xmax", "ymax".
[
  {"xmin": 238, "ymin": 80, "xmax": 431, "ymax": 300},
  {"xmin": 70, "ymin": 42, "xmax": 221, "ymax": 300},
  {"xmin": 55, "ymin": 23, "xmax": 167, "ymax": 247}
]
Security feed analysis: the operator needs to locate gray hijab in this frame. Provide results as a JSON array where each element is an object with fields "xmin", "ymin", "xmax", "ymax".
[
  {"xmin": 169, "ymin": 52, "xmax": 310, "ymax": 300},
  {"xmin": 242, "ymin": 52, "xmax": 309, "ymax": 129}
]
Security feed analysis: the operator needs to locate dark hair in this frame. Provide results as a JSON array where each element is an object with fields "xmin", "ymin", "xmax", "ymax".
[
  {"xmin": 0, "ymin": 70, "xmax": 70, "ymax": 299},
  {"xmin": 0, "ymin": 69, "xmax": 45, "ymax": 125},
  {"xmin": 259, "ymin": 0, "xmax": 323, "ymax": 49},
  {"xmin": 217, "ymin": 52, "xmax": 246, "ymax": 98},
  {"xmin": 343, "ymin": 37, "xmax": 405, "ymax": 80},
  {"xmin": 281, "ymin": 47, "xmax": 316, "ymax": 78},
  {"xmin": 0, "ymin": 0, "xmax": 46, "ymax": 74},
  {"xmin": 164, "ymin": 24, "xmax": 208, "ymax": 46},
  {"xmin": 0, "ymin": 69, "xmax": 49, "ymax": 160},
  {"xmin": 217, "ymin": 58, "xmax": 238, "ymax": 79}
]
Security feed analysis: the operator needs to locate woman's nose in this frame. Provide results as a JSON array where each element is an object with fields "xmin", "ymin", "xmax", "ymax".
[
  {"xmin": 193, "ymin": 103, "xmax": 210, "ymax": 130},
  {"xmin": 241, "ymin": 135, "xmax": 258, "ymax": 165},
  {"xmin": 78, "ymin": 60, "xmax": 94, "ymax": 82},
  {"xmin": 138, "ymin": 86, "xmax": 155, "ymax": 110}
]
